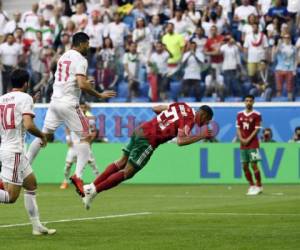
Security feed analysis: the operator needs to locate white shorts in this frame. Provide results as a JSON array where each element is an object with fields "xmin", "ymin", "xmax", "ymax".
[
  {"xmin": 43, "ymin": 101, "xmax": 89, "ymax": 135},
  {"xmin": 0, "ymin": 151, "xmax": 33, "ymax": 186},
  {"xmin": 65, "ymin": 145, "xmax": 95, "ymax": 163}
]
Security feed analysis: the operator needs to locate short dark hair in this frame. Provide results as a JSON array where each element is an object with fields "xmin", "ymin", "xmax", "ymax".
[
  {"xmin": 72, "ymin": 32, "xmax": 89, "ymax": 47},
  {"xmin": 295, "ymin": 126, "xmax": 300, "ymax": 133},
  {"xmin": 10, "ymin": 69, "xmax": 30, "ymax": 88},
  {"xmin": 200, "ymin": 105, "xmax": 214, "ymax": 119},
  {"xmin": 244, "ymin": 94, "xmax": 255, "ymax": 100}
]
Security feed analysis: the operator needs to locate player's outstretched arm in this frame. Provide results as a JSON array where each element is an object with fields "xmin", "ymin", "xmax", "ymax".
[
  {"xmin": 76, "ymin": 75, "xmax": 116, "ymax": 99},
  {"xmin": 23, "ymin": 115, "xmax": 47, "ymax": 147},
  {"xmin": 177, "ymin": 128, "xmax": 212, "ymax": 146},
  {"xmin": 152, "ymin": 105, "xmax": 168, "ymax": 114}
]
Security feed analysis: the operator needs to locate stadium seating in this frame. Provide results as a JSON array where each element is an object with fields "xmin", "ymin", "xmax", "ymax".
[
  {"xmin": 224, "ymin": 97, "xmax": 243, "ymax": 102},
  {"xmin": 271, "ymin": 96, "xmax": 290, "ymax": 102},
  {"xmin": 169, "ymin": 81, "xmax": 182, "ymax": 101},
  {"xmin": 177, "ymin": 97, "xmax": 197, "ymax": 103}
]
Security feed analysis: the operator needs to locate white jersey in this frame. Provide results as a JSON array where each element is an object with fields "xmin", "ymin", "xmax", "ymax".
[
  {"xmin": 52, "ymin": 49, "xmax": 88, "ymax": 105},
  {"xmin": 0, "ymin": 91, "xmax": 35, "ymax": 153}
]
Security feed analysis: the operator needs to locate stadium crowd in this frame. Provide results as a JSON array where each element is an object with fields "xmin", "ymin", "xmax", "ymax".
[{"xmin": 0, "ymin": 0, "xmax": 300, "ymax": 102}]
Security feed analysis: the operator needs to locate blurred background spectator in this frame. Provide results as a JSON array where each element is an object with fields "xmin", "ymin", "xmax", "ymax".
[
  {"xmin": 261, "ymin": 128, "xmax": 276, "ymax": 142},
  {"xmin": 0, "ymin": 0, "xmax": 299, "ymax": 103},
  {"xmin": 288, "ymin": 126, "xmax": 300, "ymax": 143}
]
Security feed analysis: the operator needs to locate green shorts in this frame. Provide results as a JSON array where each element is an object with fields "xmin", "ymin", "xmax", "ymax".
[
  {"xmin": 240, "ymin": 149, "xmax": 261, "ymax": 163},
  {"xmin": 122, "ymin": 133, "xmax": 154, "ymax": 171}
]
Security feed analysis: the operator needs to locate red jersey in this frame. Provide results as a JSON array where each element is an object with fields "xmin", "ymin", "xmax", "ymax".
[
  {"xmin": 141, "ymin": 103, "xmax": 195, "ymax": 148},
  {"xmin": 204, "ymin": 35, "xmax": 224, "ymax": 63},
  {"xmin": 236, "ymin": 110, "xmax": 262, "ymax": 149}
]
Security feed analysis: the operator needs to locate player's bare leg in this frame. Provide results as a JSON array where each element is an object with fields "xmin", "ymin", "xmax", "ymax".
[
  {"xmin": 251, "ymin": 162, "xmax": 263, "ymax": 194},
  {"xmin": 60, "ymin": 161, "xmax": 73, "ymax": 189},
  {"xmin": 70, "ymin": 143, "xmax": 90, "ymax": 197},
  {"xmin": 23, "ymin": 173, "xmax": 56, "ymax": 235},
  {"xmin": 0, "ymin": 182, "xmax": 22, "ymax": 204},
  {"xmin": 83, "ymin": 156, "xmax": 131, "ymax": 210},
  {"xmin": 243, "ymin": 163, "xmax": 256, "ymax": 195},
  {"xmin": 26, "ymin": 133, "xmax": 54, "ymax": 164}
]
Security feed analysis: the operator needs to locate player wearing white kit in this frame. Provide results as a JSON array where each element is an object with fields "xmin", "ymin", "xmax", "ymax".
[
  {"xmin": 0, "ymin": 69, "xmax": 56, "ymax": 235},
  {"xmin": 60, "ymin": 102, "xmax": 99, "ymax": 189},
  {"xmin": 26, "ymin": 32, "xmax": 115, "ymax": 197}
]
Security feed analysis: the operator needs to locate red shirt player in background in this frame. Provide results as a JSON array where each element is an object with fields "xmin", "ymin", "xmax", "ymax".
[
  {"xmin": 72, "ymin": 103, "xmax": 214, "ymax": 209},
  {"xmin": 236, "ymin": 95, "xmax": 263, "ymax": 195}
]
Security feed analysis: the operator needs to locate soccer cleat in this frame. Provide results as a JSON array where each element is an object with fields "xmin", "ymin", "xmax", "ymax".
[
  {"xmin": 246, "ymin": 186, "xmax": 256, "ymax": 195},
  {"xmin": 60, "ymin": 181, "xmax": 68, "ymax": 189},
  {"xmin": 32, "ymin": 225, "xmax": 56, "ymax": 236},
  {"xmin": 70, "ymin": 175, "xmax": 85, "ymax": 197},
  {"xmin": 82, "ymin": 184, "xmax": 97, "ymax": 210},
  {"xmin": 255, "ymin": 186, "xmax": 263, "ymax": 195}
]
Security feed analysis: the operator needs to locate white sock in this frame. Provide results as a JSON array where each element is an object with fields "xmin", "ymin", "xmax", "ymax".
[
  {"xmin": 74, "ymin": 143, "xmax": 90, "ymax": 178},
  {"xmin": 64, "ymin": 162, "xmax": 72, "ymax": 181},
  {"xmin": 0, "ymin": 189, "xmax": 10, "ymax": 203},
  {"xmin": 26, "ymin": 138, "xmax": 42, "ymax": 164},
  {"xmin": 24, "ymin": 190, "xmax": 42, "ymax": 229},
  {"xmin": 89, "ymin": 160, "xmax": 99, "ymax": 176}
]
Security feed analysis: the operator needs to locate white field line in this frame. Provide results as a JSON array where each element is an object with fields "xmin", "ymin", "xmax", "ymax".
[
  {"xmin": 0, "ymin": 212, "xmax": 152, "ymax": 229},
  {"xmin": 160, "ymin": 212, "xmax": 300, "ymax": 217}
]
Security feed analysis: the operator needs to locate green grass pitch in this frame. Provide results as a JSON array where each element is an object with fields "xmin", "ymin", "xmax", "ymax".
[{"xmin": 0, "ymin": 184, "xmax": 299, "ymax": 250}]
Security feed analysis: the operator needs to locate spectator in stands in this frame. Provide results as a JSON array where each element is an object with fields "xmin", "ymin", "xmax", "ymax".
[
  {"xmin": 104, "ymin": 12, "xmax": 129, "ymax": 58},
  {"xmin": 169, "ymin": 8, "xmax": 190, "ymax": 37},
  {"xmin": 3, "ymin": 12, "xmax": 22, "ymax": 35},
  {"xmin": 132, "ymin": 17, "xmax": 153, "ymax": 65},
  {"xmin": 220, "ymin": 35, "xmax": 242, "ymax": 96},
  {"xmin": 38, "ymin": 16, "xmax": 54, "ymax": 46},
  {"xmin": 0, "ymin": 33, "xmax": 22, "ymax": 94},
  {"xmin": 233, "ymin": 0, "xmax": 257, "ymax": 41},
  {"xmin": 64, "ymin": 20, "xmax": 77, "ymax": 37},
  {"xmin": 273, "ymin": 33, "xmax": 297, "ymax": 101},
  {"xmin": 0, "ymin": 0, "xmax": 9, "ymax": 41},
  {"xmin": 39, "ymin": 0, "xmax": 60, "ymax": 21},
  {"xmin": 143, "ymin": 0, "xmax": 164, "ymax": 21},
  {"xmin": 21, "ymin": 3, "xmax": 39, "ymax": 34},
  {"xmin": 261, "ymin": 128, "xmax": 276, "ymax": 142},
  {"xmin": 288, "ymin": 126, "xmax": 300, "ymax": 143},
  {"xmin": 191, "ymin": 26, "xmax": 207, "ymax": 54},
  {"xmin": 266, "ymin": 0, "xmax": 290, "ymax": 23},
  {"xmin": 170, "ymin": 0, "xmax": 187, "ymax": 17},
  {"xmin": 249, "ymin": 60, "xmax": 274, "ymax": 102},
  {"xmin": 30, "ymin": 31, "xmax": 46, "ymax": 93},
  {"xmin": 56, "ymin": 32, "xmax": 71, "ymax": 55},
  {"xmin": 204, "ymin": 25, "xmax": 224, "ymax": 74},
  {"xmin": 257, "ymin": 0, "xmax": 273, "ymax": 17},
  {"xmin": 123, "ymin": 42, "xmax": 141, "ymax": 101},
  {"xmin": 162, "ymin": 22, "xmax": 185, "ymax": 76},
  {"xmin": 100, "ymin": 0, "xmax": 116, "ymax": 25},
  {"xmin": 205, "ymin": 68, "xmax": 225, "ymax": 101},
  {"xmin": 95, "ymin": 37, "xmax": 118, "ymax": 92},
  {"xmin": 131, "ymin": 0, "xmax": 147, "ymax": 24},
  {"xmin": 266, "ymin": 16, "xmax": 281, "ymax": 47},
  {"xmin": 243, "ymin": 22, "xmax": 268, "ymax": 82},
  {"xmin": 71, "ymin": 2, "xmax": 88, "ymax": 31},
  {"xmin": 241, "ymin": 14, "xmax": 259, "ymax": 42},
  {"xmin": 147, "ymin": 41, "xmax": 170, "ymax": 102},
  {"xmin": 84, "ymin": 10, "xmax": 105, "ymax": 64},
  {"xmin": 50, "ymin": 7, "xmax": 66, "ymax": 49},
  {"xmin": 183, "ymin": 0, "xmax": 201, "ymax": 33},
  {"xmin": 148, "ymin": 15, "xmax": 163, "ymax": 42},
  {"xmin": 181, "ymin": 41, "xmax": 205, "ymax": 101}
]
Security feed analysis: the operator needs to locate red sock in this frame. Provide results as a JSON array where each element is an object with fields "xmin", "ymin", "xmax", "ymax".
[
  {"xmin": 243, "ymin": 167, "xmax": 254, "ymax": 186},
  {"xmin": 0, "ymin": 181, "xmax": 4, "ymax": 190},
  {"xmin": 254, "ymin": 170, "xmax": 262, "ymax": 186},
  {"xmin": 93, "ymin": 162, "xmax": 120, "ymax": 186},
  {"xmin": 95, "ymin": 171, "xmax": 125, "ymax": 193}
]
